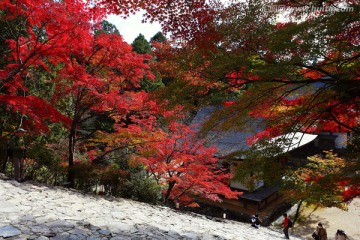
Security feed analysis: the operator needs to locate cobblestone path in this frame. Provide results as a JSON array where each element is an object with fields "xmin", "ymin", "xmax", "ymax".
[{"xmin": 0, "ymin": 179, "xmax": 302, "ymax": 240}]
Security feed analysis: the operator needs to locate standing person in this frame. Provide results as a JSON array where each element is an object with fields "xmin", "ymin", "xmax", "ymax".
[
  {"xmin": 8, "ymin": 128, "xmax": 26, "ymax": 182},
  {"xmin": 283, "ymin": 213, "xmax": 290, "ymax": 239},
  {"xmin": 312, "ymin": 222, "xmax": 327, "ymax": 240},
  {"xmin": 251, "ymin": 214, "xmax": 262, "ymax": 228},
  {"xmin": 335, "ymin": 229, "xmax": 349, "ymax": 240},
  {"xmin": 251, "ymin": 215, "xmax": 256, "ymax": 228}
]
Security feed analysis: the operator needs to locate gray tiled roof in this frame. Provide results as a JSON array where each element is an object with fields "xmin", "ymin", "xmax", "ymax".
[
  {"xmin": 190, "ymin": 106, "xmax": 263, "ymax": 157},
  {"xmin": 191, "ymin": 107, "xmax": 317, "ymax": 157}
]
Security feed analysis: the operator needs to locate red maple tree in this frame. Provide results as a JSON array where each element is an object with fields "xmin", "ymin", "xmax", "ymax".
[
  {"xmin": 0, "ymin": 0, "xmax": 156, "ymax": 186},
  {"xmin": 138, "ymin": 121, "xmax": 240, "ymax": 205}
]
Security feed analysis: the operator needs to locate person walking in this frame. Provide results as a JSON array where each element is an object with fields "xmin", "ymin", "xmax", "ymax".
[
  {"xmin": 312, "ymin": 222, "xmax": 327, "ymax": 240},
  {"xmin": 283, "ymin": 213, "xmax": 290, "ymax": 239},
  {"xmin": 335, "ymin": 229, "xmax": 350, "ymax": 240}
]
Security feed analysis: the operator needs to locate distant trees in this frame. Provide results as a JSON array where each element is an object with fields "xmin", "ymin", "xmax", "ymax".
[
  {"xmin": 94, "ymin": 20, "xmax": 120, "ymax": 36},
  {"xmin": 131, "ymin": 32, "xmax": 167, "ymax": 92},
  {"xmin": 132, "ymin": 34, "xmax": 151, "ymax": 54},
  {"xmin": 150, "ymin": 32, "xmax": 166, "ymax": 43}
]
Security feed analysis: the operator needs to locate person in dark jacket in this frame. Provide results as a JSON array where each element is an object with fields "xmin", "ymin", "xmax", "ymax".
[
  {"xmin": 251, "ymin": 214, "xmax": 262, "ymax": 228},
  {"xmin": 312, "ymin": 222, "xmax": 327, "ymax": 240}
]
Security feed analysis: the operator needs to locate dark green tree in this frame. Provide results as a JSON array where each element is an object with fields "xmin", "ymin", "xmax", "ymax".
[
  {"xmin": 131, "ymin": 34, "xmax": 151, "ymax": 54},
  {"xmin": 94, "ymin": 20, "xmax": 120, "ymax": 36},
  {"xmin": 150, "ymin": 31, "xmax": 166, "ymax": 43}
]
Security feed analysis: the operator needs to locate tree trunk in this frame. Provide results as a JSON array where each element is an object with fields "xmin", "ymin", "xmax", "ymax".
[
  {"xmin": 67, "ymin": 127, "xmax": 76, "ymax": 188},
  {"xmin": 13, "ymin": 151, "xmax": 24, "ymax": 182},
  {"xmin": 0, "ymin": 137, "xmax": 8, "ymax": 173},
  {"xmin": 164, "ymin": 181, "xmax": 176, "ymax": 203},
  {"xmin": 293, "ymin": 199, "xmax": 304, "ymax": 224}
]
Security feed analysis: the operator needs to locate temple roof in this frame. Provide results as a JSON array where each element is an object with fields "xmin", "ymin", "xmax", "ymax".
[{"xmin": 191, "ymin": 106, "xmax": 317, "ymax": 158}]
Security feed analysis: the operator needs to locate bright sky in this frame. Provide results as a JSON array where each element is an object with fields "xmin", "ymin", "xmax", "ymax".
[
  {"xmin": 107, "ymin": 12, "xmax": 162, "ymax": 44},
  {"xmin": 106, "ymin": 1, "xmax": 285, "ymax": 44}
]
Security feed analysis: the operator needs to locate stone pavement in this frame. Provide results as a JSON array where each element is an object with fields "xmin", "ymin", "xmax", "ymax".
[{"xmin": 0, "ymin": 179, "xmax": 303, "ymax": 240}]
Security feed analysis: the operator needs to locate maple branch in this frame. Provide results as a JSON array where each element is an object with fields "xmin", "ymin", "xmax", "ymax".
[
  {"xmin": 1, "ymin": 26, "xmax": 76, "ymax": 88},
  {"xmin": 273, "ymin": 92, "xmax": 337, "ymax": 134},
  {"xmin": 327, "ymin": 196, "xmax": 360, "ymax": 208},
  {"xmin": 265, "ymin": 82, "xmax": 310, "ymax": 118},
  {"xmin": 276, "ymin": 84, "xmax": 333, "ymax": 126},
  {"xmin": 174, "ymin": 182, "xmax": 196, "ymax": 201},
  {"xmin": 147, "ymin": 164, "xmax": 161, "ymax": 185},
  {"xmin": 329, "ymin": 107, "xmax": 360, "ymax": 134},
  {"xmin": 295, "ymin": 63, "xmax": 339, "ymax": 81},
  {"xmin": 90, "ymin": 139, "xmax": 163, "ymax": 163},
  {"xmin": 199, "ymin": 82, "xmax": 287, "ymax": 133}
]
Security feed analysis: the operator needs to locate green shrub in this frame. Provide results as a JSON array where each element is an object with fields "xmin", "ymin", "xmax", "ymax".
[
  {"xmin": 99, "ymin": 165, "xmax": 128, "ymax": 196},
  {"xmin": 121, "ymin": 173, "xmax": 161, "ymax": 204},
  {"xmin": 72, "ymin": 162, "xmax": 100, "ymax": 192}
]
